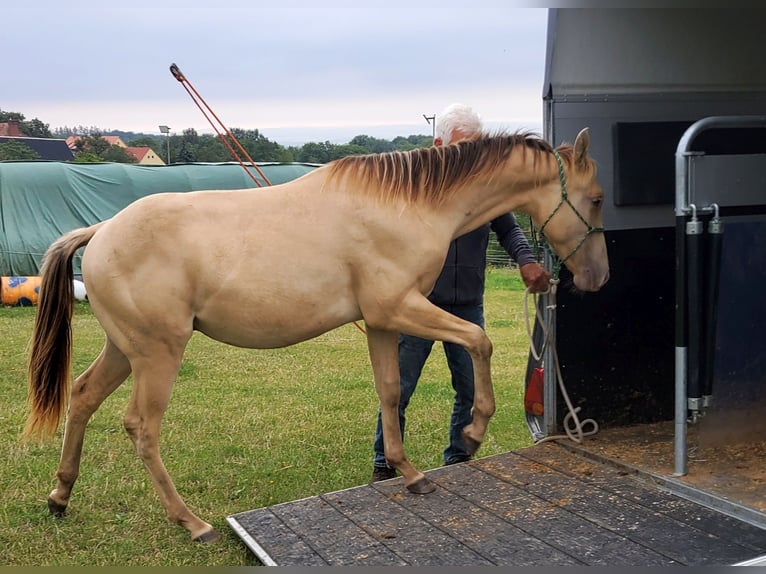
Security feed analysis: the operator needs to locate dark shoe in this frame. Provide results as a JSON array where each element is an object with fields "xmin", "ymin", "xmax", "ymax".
[
  {"xmin": 371, "ymin": 466, "xmax": 397, "ymax": 482},
  {"xmin": 444, "ymin": 455, "xmax": 472, "ymax": 466}
]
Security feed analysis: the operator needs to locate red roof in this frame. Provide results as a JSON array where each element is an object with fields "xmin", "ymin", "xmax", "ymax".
[{"xmin": 125, "ymin": 147, "xmax": 150, "ymax": 161}]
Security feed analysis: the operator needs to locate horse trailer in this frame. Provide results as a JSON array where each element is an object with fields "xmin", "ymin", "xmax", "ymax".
[{"xmin": 527, "ymin": 7, "xmax": 765, "ymax": 531}]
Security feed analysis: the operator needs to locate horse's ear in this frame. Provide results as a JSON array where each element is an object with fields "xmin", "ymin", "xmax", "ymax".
[{"xmin": 573, "ymin": 128, "xmax": 590, "ymax": 167}]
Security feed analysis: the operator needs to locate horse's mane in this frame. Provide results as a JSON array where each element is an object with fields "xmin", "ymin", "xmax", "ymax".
[{"xmin": 326, "ymin": 132, "xmax": 564, "ymax": 206}]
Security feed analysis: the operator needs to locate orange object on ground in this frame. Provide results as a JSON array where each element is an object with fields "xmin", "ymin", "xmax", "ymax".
[
  {"xmin": 1, "ymin": 276, "xmax": 42, "ymax": 306},
  {"xmin": 524, "ymin": 367, "xmax": 545, "ymax": 416}
]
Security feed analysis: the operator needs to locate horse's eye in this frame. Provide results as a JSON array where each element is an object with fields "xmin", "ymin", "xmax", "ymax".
[{"xmin": 592, "ymin": 197, "xmax": 603, "ymax": 208}]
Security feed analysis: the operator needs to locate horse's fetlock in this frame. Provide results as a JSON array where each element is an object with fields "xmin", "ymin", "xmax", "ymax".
[{"xmin": 55, "ymin": 470, "xmax": 78, "ymax": 488}]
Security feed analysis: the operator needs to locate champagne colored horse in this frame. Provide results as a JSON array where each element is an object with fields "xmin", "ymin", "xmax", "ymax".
[{"xmin": 25, "ymin": 129, "xmax": 608, "ymax": 543}]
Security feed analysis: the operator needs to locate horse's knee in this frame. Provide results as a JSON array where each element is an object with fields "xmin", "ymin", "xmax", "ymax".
[{"xmin": 470, "ymin": 332, "xmax": 493, "ymax": 361}]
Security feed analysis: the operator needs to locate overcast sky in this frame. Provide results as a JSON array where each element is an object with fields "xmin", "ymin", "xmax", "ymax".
[{"xmin": 3, "ymin": 1, "xmax": 549, "ymax": 145}]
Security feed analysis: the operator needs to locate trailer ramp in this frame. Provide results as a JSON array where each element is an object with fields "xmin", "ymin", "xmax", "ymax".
[{"xmin": 227, "ymin": 442, "xmax": 766, "ymax": 566}]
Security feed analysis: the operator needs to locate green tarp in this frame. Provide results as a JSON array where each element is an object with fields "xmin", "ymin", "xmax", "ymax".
[{"xmin": 0, "ymin": 161, "xmax": 319, "ymax": 276}]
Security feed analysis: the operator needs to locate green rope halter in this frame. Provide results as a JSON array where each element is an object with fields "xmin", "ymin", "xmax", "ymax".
[{"xmin": 532, "ymin": 149, "xmax": 605, "ymax": 281}]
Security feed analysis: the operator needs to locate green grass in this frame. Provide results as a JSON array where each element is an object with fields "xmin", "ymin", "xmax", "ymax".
[{"xmin": 0, "ymin": 267, "xmax": 533, "ymax": 566}]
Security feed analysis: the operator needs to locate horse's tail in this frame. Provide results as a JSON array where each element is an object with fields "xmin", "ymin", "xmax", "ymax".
[{"xmin": 23, "ymin": 222, "xmax": 106, "ymax": 440}]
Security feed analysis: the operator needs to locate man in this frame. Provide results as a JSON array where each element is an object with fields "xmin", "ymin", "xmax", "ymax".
[{"xmin": 371, "ymin": 103, "xmax": 550, "ymax": 481}]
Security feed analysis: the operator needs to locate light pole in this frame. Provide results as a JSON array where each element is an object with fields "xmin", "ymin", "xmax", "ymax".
[
  {"xmin": 158, "ymin": 125, "xmax": 171, "ymax": 164},
  {"xmin": 423, "ymin": 114, "xmax": 435, "ymax": 141}
]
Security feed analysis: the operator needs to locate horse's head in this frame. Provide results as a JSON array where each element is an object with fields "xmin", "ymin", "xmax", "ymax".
[{"xmin": 534, "ymin": 129, "xmax": 609, "ymax": 292}]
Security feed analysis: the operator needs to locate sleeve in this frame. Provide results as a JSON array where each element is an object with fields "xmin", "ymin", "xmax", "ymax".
[{"xmin": 490, "ymin": 213, "xmax": 537, "ymax": 266}]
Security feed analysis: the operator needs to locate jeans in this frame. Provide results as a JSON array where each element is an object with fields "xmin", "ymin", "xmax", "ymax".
[{"xmin": 372, "ymin": 303, "xmax": 485, "ymax": 468}]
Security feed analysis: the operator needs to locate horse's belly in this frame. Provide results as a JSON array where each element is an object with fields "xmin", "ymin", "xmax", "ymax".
[{"xmin": 192, "ymin": 289, "xmax": 359, "ymax": 349}]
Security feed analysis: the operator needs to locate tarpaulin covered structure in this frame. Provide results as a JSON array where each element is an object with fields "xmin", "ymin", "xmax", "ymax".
[{"xmin": 0, "ymin": 161, "xmax": 319, "ymax": 275}]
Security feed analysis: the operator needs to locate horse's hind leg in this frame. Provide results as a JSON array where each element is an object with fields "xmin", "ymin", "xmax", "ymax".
[
  {"xmin": 124, "ymin": 355, "xmax": 218, "ymax": 543},
  {"xmin": 48, "ymin": 338, "xmax": 132, "ymax": 515},
  {"xmin": 365, "ymin": 327, "xmax": 436, "ymax": 494}
]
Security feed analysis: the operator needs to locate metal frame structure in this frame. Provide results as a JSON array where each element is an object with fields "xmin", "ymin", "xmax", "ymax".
[{"xmin": 673, "ymin": 115, "xmax": 766, "ymax": 475}]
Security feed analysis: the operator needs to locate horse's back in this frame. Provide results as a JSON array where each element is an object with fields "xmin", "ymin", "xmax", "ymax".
[{"xmin": 81, "ymin": 183, "xmax": 367, "ymax": 349}]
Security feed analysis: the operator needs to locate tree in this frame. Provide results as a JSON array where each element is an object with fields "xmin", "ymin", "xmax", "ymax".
[
  {"xmin": 0, "ymin": 109, "xmax": 52, "ymax": 138},
  {"xmin": 0, "ymin": 109, "xmax": 24, "ymax": 122},
  {"xmin": 348, "ymin": 134, "xmax": 396, "ymax": 153},
  {"xmin": 21, "ymin": 118, "xmax": 52, "ymax": 138},
  {"xmin": 333, "ymin": 143, "xmax": 369, "ymax": 158},
  {"xmin": 229, "ymin": 128, "xmax": 288, "ymax": 162},
  {"xmin": 297, "ymin": 141, "xmax": 336, "ymax": 163},
  {"xmin": 72, "ymin": 134, "xmax": 136, "ymax": 163},
  {"xmin": 0, "ymin": 140, "xmax": 40, "ymax": 160},
  {"xmin": 54, "ymin": 125, "xmax": 103, "ymax": 137},
  {"xmin": 127, "ymin": 135, "xmax": 162, "ymax": 148},
  {"xmin": 101, "ymin": 145, "xmax": 137, "ymax": 163},
  {"xmin": 73, "ymin": 152, "xmax": 103, "ymax": 164},
  {"xmin": 393, "ymin": 134, "xmax": 432, "ymax": 151}
]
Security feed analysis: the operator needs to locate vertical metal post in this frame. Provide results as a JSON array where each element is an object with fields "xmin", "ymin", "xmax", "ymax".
[{"xmin": 674, "ymin": 209, "xmax": 689, "ymax": 476}]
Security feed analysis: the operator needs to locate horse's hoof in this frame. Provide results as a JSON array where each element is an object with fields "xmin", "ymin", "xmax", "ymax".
[
  {"xmin": 461, "ymin": 431, "xmax": 482, "ymax": 456},
  {"xmin": 406, "ymin": 476, "xmax": 436, "ymax": 494},
  {"xmin": 47, "ymin": 497, "xmax": 67, "ymax": 517},
  {"xmin": 193, "ymin": 529, "xmax": 221, "ymax": 544}
]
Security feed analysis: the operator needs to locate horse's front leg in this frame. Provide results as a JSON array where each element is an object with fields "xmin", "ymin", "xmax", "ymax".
[
  {"xmin": 365, "ymin": 327, "xmax": 436, "ymax": 494},
  {"xmin": 383, "ymin": 293, "xmax": 496, "ymax": 457},
  {"xmin": 458, "ymin": 336, "xmax": 494, "ymax": 456}
]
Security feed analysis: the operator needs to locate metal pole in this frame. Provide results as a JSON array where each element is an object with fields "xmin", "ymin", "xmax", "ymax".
[
  {"xmin": 158, "ymin": 125, "xmax": 171, "ymax": 165},
  {"xmin": 423, "ymin": 114, "xmax": 435, "ymax": 141}
]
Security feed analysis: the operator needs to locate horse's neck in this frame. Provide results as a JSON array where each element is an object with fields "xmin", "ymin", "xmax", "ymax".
[{"xmin": 449, "ymin": 156, "xmax": 555, "ymax": 238}]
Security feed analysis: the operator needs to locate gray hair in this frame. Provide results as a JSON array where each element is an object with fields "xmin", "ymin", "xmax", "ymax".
[{"xmin": 435, "ymin": 103, "xmax": 483, "ymax": 144}]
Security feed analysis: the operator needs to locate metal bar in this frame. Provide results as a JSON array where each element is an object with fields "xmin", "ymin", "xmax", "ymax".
[
  {"xmin": 674, "ymin": 214, "xmax": 688, "ymax": 476},
  {"xmin": 675, "ymin": 115, "xmax": 766, "ymax": 216},
  {"xmin": 169, "ymin": 63, "xmax": 272, "ymax": 187}
]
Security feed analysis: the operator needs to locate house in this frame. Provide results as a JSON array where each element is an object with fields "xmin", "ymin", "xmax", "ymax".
[
  {"xmin": 0, "ymin": 122, "xmax": 75, "ymax": 161},
  {"xmin": 66, "ymin": 135, "xmax": 165, "ymax": 165},
  {"xmin": 125, "ymin": 146, "xmax": 164, "ymax": 165},
  {"xmin": 0, "ymin": 120, "xmax": 23, "ymax": 136}
]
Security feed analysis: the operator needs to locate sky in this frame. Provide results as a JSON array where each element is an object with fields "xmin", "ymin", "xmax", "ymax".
[{"xmin": 3, "ymin": 1, "xmax": 550, "ymax": 145}]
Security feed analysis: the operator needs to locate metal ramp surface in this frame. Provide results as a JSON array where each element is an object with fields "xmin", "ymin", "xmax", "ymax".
[{"xmin": 227, "ymin": 442, "xmax": 766, "ymax": 566}]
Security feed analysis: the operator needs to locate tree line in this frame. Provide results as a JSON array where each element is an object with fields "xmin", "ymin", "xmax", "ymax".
[
  {"xmin": 0, "ymin": 109, "xmax": 535, "ymax": 266},
  {"xmin": 0, "ymin": 109, "xmax": 434, "ymax": 163}
]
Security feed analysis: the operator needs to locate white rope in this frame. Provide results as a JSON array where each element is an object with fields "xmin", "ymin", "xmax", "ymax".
[
  {"xmin": 523, "ymin": 281, "xmax": 556, "ymax": 362},
  {"xmin": 524, "ymin": 283, "xmax": 599, "ymax": 444}
]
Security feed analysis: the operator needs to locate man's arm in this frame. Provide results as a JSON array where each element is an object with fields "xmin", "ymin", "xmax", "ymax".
[{"xmin": 491, "ymin": 214, "xmax": 550, "ymax": 293}]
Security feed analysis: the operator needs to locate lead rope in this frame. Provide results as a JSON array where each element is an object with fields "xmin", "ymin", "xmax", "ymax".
[
  {"xmin": 524, "ymin": 149, "xmax": 599, "ymax": 444},
  {"xmin": 524, "ymin": 283, "xmax": 599, "ymax": 444}
]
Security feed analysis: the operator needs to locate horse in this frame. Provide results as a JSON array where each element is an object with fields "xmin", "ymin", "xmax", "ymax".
[{"xmin": 24, "ymin": 128, "xmax": 608, "ymax": 543}]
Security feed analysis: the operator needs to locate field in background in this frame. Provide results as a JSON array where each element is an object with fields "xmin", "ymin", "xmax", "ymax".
[{"xmin": 0, "ymin": 267, "xmax": 534, "ymax": 566}]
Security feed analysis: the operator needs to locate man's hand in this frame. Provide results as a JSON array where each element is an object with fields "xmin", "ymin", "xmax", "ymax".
[{"xmin": 518, "ymin": 262, "xmax": 551, "ymax": 294}]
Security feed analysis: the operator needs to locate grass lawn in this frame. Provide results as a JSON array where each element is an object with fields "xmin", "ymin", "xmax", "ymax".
[{"xmin": 0, "ymin": 267, "xmax": 534, "ymax": 566}]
